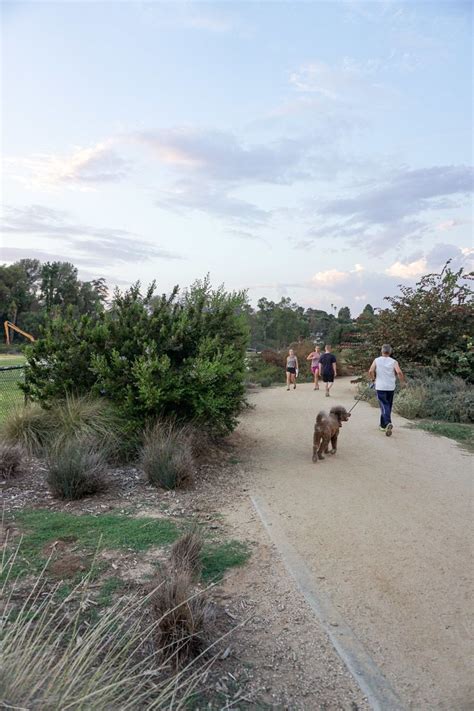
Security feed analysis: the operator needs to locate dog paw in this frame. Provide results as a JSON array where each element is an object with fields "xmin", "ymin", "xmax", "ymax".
[
  {"xmin": 318, "ymin": 454, "xmax": 325, "ymax": 460},
  {"xmin": 312, "ymin": 455, "xmax": 318, "ymax": 463}
]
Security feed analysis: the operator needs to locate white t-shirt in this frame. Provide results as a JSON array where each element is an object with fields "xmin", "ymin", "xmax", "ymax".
[{"xmin": 374, "ymin": 356, "xmax": 398, "ymax": 391}]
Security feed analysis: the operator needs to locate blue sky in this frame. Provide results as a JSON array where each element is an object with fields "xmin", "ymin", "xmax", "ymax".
[{"xmin": 1, "ymin": 0, "xmax": 473, "ymax": 314}]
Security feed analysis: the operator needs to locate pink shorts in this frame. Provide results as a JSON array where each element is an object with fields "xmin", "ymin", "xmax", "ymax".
[{"xmin": 311, "ymin": 365, "xmax": 319, "ymax": 374}]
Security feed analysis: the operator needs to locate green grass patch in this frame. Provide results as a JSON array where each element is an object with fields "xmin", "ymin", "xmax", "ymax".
[
  {"xmin": 8, "ymin": 510, "xmax": 181, "ymax": 577},
  {"xmin": 410, "ymin": 421, "xmax": 474, "ymax": 451},
  {"xmin": 201, "ymin": 540, "xmax": 250, "ymax": 582}
]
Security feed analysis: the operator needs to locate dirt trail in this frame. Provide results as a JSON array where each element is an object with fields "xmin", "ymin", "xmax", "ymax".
[{"xmin": 239, "ymin": 378, "xmax": 473, "ymax": 710}]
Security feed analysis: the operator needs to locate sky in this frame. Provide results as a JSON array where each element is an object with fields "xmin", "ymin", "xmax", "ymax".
[{"xmin": 1, "ymin": 0, "xmax": 473, "ymax": 315}]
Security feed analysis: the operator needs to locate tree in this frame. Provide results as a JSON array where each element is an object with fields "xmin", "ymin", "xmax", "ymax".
[
  {"xmin": 337, "ymin": 306, "xmax": 351, "ymax": 321},
  {"xmin": 356, "ymin": 262, "xmax": 474, "ymax": 380}
]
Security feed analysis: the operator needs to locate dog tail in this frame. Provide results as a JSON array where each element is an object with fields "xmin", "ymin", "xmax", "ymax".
[{"xmin": 316, "ymin": 411, "xmax": 326, "ymax": 425}]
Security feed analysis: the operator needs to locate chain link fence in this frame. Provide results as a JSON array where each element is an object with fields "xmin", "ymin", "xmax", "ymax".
[{"xmin": 0, "ymin": 366, "xmax": 26, "ymax": 421}]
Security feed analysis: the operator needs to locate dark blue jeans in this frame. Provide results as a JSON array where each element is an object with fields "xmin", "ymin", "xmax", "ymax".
[{"xmin": 376, "ymin": 390, "xmax": 394, "ymax": 428}]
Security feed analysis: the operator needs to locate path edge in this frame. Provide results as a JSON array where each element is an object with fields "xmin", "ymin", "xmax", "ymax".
[{"xmin": 251, "ymin": 494, "xmax": 405, "ymax": 711}]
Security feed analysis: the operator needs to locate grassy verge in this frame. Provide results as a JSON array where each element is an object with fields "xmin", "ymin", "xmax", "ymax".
[
  {"xmin": 409, "ymin": 421, "xmax": 474, "ymax": 451},
  {"xmin": 6, "ymin": 509, "xmax": 250, "ymax": 584}
]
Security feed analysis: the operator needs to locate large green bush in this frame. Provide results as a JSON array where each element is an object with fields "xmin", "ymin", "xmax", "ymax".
[{"xmin": 22, "ymin": 278, "xmax": 249, "ymax": 435}]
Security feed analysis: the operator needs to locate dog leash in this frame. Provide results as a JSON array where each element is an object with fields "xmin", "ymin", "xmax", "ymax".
[{"xmin": 348, "ymin": 382, "xmax": 375, "ymax": 413}]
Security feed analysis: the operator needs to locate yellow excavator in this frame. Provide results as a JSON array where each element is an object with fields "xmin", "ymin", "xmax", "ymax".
[{"xmin": 4, "ymin": 321, "xmax": 35, "ymax": 346}]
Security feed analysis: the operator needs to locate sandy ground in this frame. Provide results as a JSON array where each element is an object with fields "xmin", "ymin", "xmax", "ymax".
[{"xmin": 236, "ymin": 378, "xmax": 473, "ymax": 710}]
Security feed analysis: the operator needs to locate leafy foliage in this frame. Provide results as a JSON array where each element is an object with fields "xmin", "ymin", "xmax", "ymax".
[
  {"xmin": 373, "ymin": 263, "xmax": 473, "ymax": 379},
  {"xmin": 23, "ymin": 277, "xmax": 249, "ymax": 434}
]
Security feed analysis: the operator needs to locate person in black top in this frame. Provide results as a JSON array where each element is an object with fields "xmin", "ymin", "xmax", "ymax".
[{"xmin": 318, "ymin": 344, "xmax": 337, "ymax": 397}]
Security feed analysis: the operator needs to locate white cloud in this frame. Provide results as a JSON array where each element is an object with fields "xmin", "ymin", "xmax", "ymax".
[
  {"xmin": 312, "ymin": 269, "xmax": 349, "ymax": 286},
  {"xmin": 6, "ymin": 141, "xmax": 130, "ymax": 190},
  {"xmin": 385, "ymin": 258, "xmax": 428, "ymax": 278}
]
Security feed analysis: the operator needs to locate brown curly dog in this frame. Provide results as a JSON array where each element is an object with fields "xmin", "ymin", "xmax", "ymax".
[{"xmin": 312, "ymin": 405, "xmax": 351, "ymax": 463}]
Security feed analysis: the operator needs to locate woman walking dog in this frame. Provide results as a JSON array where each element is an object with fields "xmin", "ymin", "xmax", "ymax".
[
  {"xmin": 368, "ymin": 344, "xmax": 405, "ymax": 436},
  {"xmin": 286, "ymin": 349, "xmax": 299, "ymax": 390}
]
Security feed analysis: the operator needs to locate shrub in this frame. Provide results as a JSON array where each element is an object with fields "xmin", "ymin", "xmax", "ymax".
[
  {"xmin": 393, "ymin": 385, "xmax": 430, "ymax": 419},
  {"xmin": 150, "ymin": 569, "xmax": 212, "ymax": 667},
  {"xmin": 23, "ymin": 278, "xmax": 250, "ymax": 435},
  {"xmin": 1, "ymin": 403, "xmax": 50, "ymax": 456},
  {"xmin": 140, "ymin": 422, "xmax": 194, "ymax": 489},
  {"xmin": 0, "ymin": 443, "xmax": 27, "ymax": 479},
  {"xmin": 46, "ymin": 439, "xmax": 107, "ymax": 500},
  {"xmin": 393, "ymin": 376, "xmax": 474, "ymax": 423}
]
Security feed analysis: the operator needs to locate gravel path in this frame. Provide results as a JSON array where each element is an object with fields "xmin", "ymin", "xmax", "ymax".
[{"xmin": 238, "ymin": 378, "xmax": 473, "ymax": 710}]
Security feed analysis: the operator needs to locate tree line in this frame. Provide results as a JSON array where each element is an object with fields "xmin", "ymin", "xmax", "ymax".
[
  {"xmin": 1, "ymin": 258, "xmax": 473, "ymax": 382},
  {"xmin": 0, "ymin": 259, "xmax": 107, "ymax": 338}
]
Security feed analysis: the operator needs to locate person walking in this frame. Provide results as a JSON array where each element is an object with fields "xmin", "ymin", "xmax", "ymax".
[
  {"xmin": 286, "ymin": 349, "xmax": 298, "ymax": 390},
  {"xmin": 368, "ymin": 344, "xmax": 405, "ymax": 436},
  {"xmin": 318, "ymin": 344, "xmax": 337, "ymax": 397},
  {"xmin": 306, "ymin": 346, "xmax": 321, "ymax": 390}
]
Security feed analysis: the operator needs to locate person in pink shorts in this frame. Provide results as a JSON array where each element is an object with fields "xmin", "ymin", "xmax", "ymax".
[{"xmin": 306, "ymin": 346, "xmax": 321, "ymax": 390}]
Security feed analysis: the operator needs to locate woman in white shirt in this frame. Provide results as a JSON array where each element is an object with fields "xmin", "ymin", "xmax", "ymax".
[{"xmin": 368, "ymin": 344, "xmax": 405, "ymax": 436}]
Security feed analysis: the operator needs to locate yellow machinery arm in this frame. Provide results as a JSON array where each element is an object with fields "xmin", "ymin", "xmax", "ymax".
[{"xmin": 4, "ymin": 321, "xmax": 36, "ymax": 345}]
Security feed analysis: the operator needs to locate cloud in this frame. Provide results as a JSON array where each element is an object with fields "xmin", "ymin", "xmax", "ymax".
[
  {"xmin": 385, "ymin": 242, "xmax": 473, "ymax": 280},
  {"xmin": 320, "ymin": 165, "xmax": 473, "ymax": 223},
  {"xmin": 386, "ymin": 258, "xmax": 427, "ymax": 278},
  {"xmin": 133, "ymin": 128, "xmax": 311, "ymax": 185},
  {"xmin": 226, "ymin": 229, "xmax": 269, "ymax": 245},
  {"xmin": 155, "ymin": 180, "xmax": 269, "ymax": 225},
  {"xmin": 311, "ymin": 164, "xmax": 474, "ymax": 255},
  {"xmin": 1, "ymin": 204, "xmax": 182, "ymax": 266},
  {"xmin": 312, "ymin": 269, "xmax": 350, "ymax": 286},
  {"xmin": 288, "ymin": 58, "xmax": 395, "ymax": 111},
  {"xmin": 6, "ymin": 142, "xmax": 130, "ymax": 190}
]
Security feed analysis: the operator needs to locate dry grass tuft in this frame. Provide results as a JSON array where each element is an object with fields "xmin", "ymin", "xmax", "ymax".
[
  {"xmin": 170, "ymin": 530, "xmax": 203, "ymax": 579},
  {"xmin": 1, "ymin": 403, "xmax": 51, "ymax": 456},
  {"xmin": 46, "ymin": 438, "xmax": 107, "ymax": 500},
  {"xmin": 150, "ymin": 570, "xmax": 212, "ymax": 668},
  {"xmin": 140, "ymin": 421, "xmax": 194, "ymax": 490},
  {"xmin": 0, "ymin": 442, "xmax": 28, "ymax": 479},
  {"xmin": 1, "ymin": 547, "xmax": 213, "ymax": 710}
]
